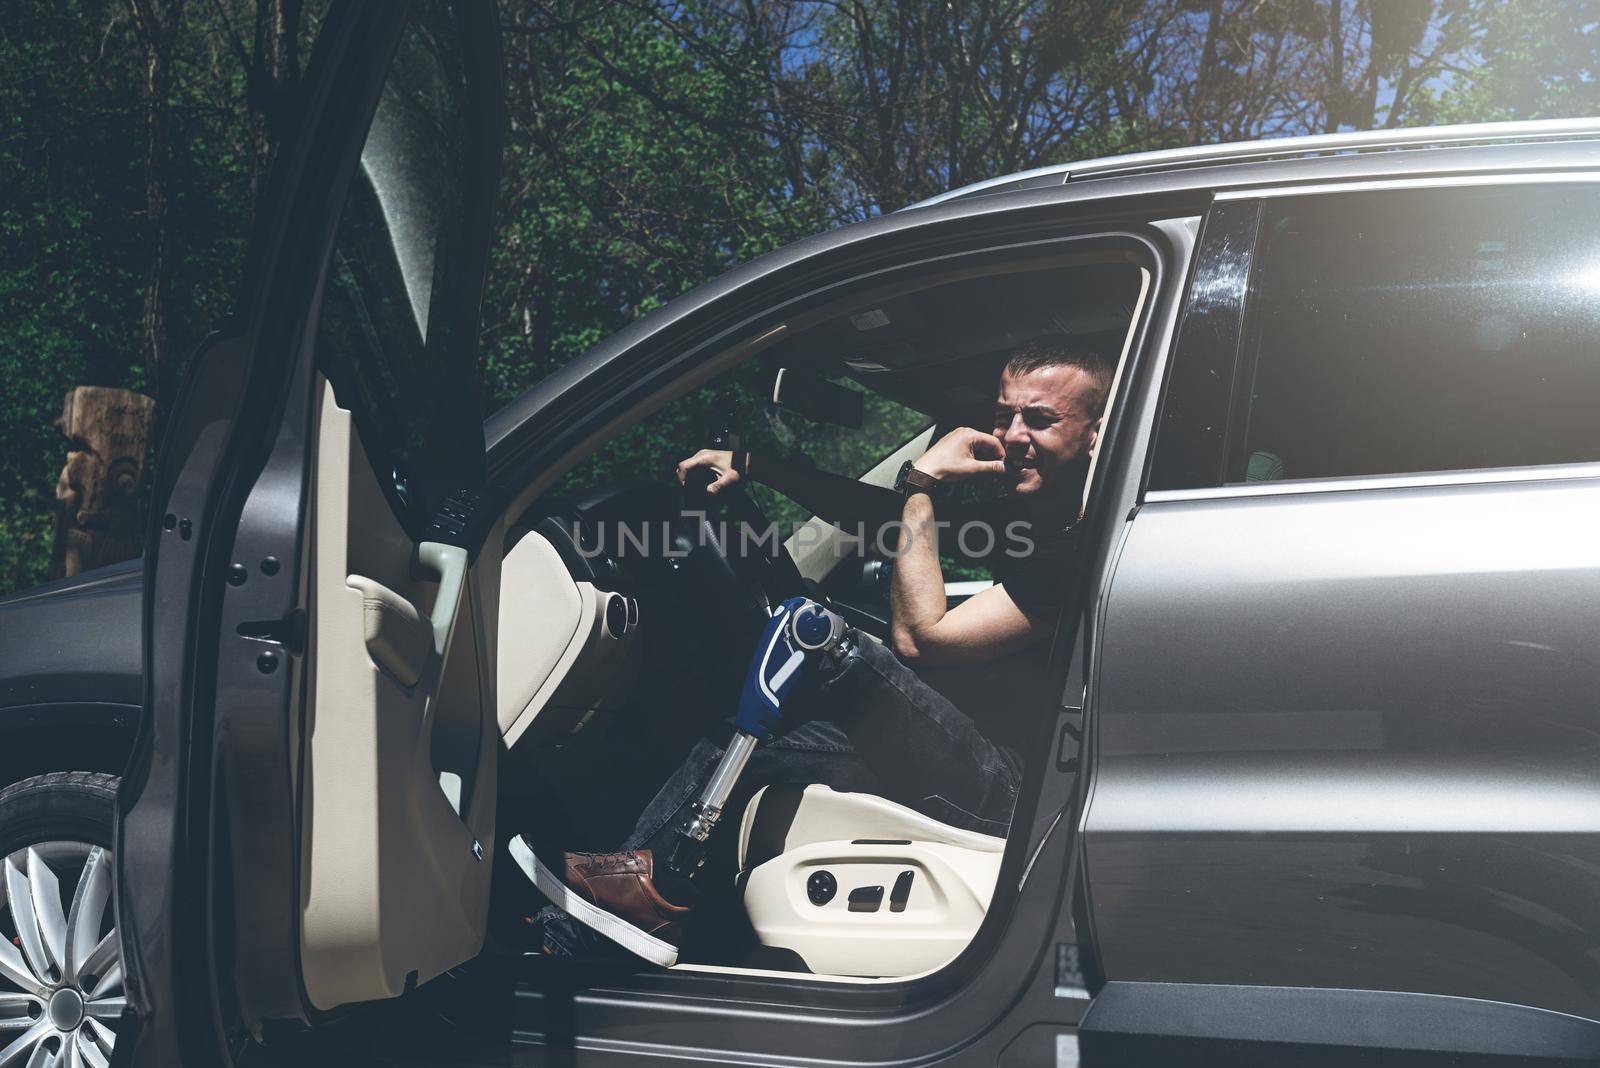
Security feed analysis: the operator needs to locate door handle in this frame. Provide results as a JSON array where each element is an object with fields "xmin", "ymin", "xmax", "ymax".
[{"xmin": 417, "ymin": 542, "xmax": 467, "ymax": 656}]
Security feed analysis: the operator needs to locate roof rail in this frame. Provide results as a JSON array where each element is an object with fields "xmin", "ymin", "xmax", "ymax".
[{"xmin": 906, "ymin": 116, "xmax": 1600, "ymax": 210}]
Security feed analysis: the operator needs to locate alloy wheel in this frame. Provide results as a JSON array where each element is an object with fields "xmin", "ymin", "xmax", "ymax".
[{"xmin": 0, "ymin": 843, "xmax": 120, "ymax": 1068}]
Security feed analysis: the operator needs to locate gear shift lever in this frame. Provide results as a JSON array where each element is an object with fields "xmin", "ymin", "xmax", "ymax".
[{"xmin": 666, "ymin": 597, "xmax": 849, "ymax": 877}]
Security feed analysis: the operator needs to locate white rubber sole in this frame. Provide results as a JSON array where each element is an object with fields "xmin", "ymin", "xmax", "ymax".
[{"xmin": 508, "ymin": 835, "xmax": 680, "ymax": 967}]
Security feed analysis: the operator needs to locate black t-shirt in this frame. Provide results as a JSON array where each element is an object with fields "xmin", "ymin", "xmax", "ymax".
[
  {"xmin": 939, "ymin": 486, "xmax": 1079, "ymax": 615},
  {"xmin": 984, "ymin": 508, "xmax": 1077, "ymax": 613},
  {"xmin": 915, "ymin": 491, "xmax": 1082, "ymax": 757},
  {"xmin": 930, "ymin": 453, "xmax": 1086, "ymax": 614},
  {"xmin": 945, "ymin": 512, "xmax": 1073, "ymax": 755}
]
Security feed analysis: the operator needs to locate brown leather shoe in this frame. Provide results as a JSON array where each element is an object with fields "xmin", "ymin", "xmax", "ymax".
[{"xmin": 562, "ymin": 850, "xmax": 692, "ymax": 946}]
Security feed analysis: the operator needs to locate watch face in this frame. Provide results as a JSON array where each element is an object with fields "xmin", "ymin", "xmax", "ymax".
[{"xmin": 894, "ymin": 460, "xmax": 913, "ymax": 494}]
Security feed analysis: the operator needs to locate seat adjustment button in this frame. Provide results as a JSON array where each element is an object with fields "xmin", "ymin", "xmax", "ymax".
[
  {"xmin": 890, "ymin": 869, "xmax": 914, "ymax": 912},
  {"xmin": 848, "ymin": 885, "xmax": 885, "ymax": 912},
  {"xmin": 807, "ymin": 870, "xmax": 837, "ymax": 905}
]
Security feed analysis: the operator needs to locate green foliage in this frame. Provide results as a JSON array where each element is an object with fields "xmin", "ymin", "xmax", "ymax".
[
  {"xmin": 482, "ymin": 1, "xmax": 844, "ymax": 521},
  {"xmin": 481, "ymin": 1, "xmax": 833, "ymax": 407},
  {"xmin": 1415, "ymin": 4, "xmax": 1600, "ymax": 123},
  {"xmin": 0, "ymin": 0, "xmax": 257, "ymax": 593},
  {"xmin": 0, "ymin": 1, "xmax": 146, "ymax": 592}
]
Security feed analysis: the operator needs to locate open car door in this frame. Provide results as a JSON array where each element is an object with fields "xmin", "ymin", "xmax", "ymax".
[{"xmin": 115, "ymin": 3, "xmax": 503, "ymax": 1064}]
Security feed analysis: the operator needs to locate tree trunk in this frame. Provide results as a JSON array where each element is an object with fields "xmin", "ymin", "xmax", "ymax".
[
  {"xmin": 50, "ymin": 387, "xmax": 157, "ymax": 580},
  {"xmin": 249, "ymin": 0, "xmax": 303, "ymax": 214},
  {"xmin": 131, "ymin": 0, "xmax": 186, "ymax": 411},
  {"xmin": 1327, "ymin": 0, "xmax": 1344, "ymax": 132},
  {"xmin": 1191, "ymin": 0, "xmax": 1224, "ymax": 145}
]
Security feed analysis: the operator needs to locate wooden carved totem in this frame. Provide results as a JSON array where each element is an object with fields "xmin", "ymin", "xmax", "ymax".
[{"xmin": 49, "ymin": 386, "xmax": 157, "ymax": 580}]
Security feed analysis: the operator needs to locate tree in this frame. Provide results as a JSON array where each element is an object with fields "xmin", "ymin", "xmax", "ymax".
[
  {"xmin": 483, "ymin": 0, "xmax": 829, "ymax": 407},
  {"xmin": 1418, "ymin": 2, "xmax": 1600, "ymax": 123},
  {"xmin": 0, "ymin": 0, "xmax": 262, "ymax": 593},
  {"xmin": 763, "ymin": 0, "xmax": 1153, "ymax": 213},
  {"xmin": 129, "ymin": 0, "xmax": 188, "ymax": 410},
  {"xmin": 1319, "ymin": 0, "xmax": 1476, "ymax": 131}
]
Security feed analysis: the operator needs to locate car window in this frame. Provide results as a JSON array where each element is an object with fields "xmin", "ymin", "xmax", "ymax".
[
  {"xmin": 551, "ymin": 252, "xmax": 1148, "ymax": 606},
  {"xmin": 317, "ymin": 3, "xmax": 487, "ymax": 536},
  {"xmin": 1229, "ymin": 184, "xmax": 1600, "ymax": 484},
  {"xmin": 551, "ymin": 360, "xmax": 930, "ymax": 526}
]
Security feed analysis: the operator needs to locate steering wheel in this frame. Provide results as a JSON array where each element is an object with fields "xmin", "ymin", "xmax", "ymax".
[{"xmin": 673, "ymin": 466, "xmax": 808, "ymax": 627}]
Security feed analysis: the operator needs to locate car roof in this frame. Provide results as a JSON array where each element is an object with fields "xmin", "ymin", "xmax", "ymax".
[{"xmin": 906, "ymin": 116, "xmax": 1600, "ymax": 210}]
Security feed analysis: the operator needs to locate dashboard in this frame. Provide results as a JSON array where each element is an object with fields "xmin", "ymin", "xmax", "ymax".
[{"xmin": 496, "ymin": 512, "xmax": 643, "ymax": 749}]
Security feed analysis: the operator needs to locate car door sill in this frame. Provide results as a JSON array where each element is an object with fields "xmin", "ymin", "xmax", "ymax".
[{"xmin": 1079, "ymin": 980, "xmax": 1600, "ymax": 1062}]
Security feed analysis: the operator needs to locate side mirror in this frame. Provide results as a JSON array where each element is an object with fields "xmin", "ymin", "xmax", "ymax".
[{"xmin": 772, "ymin": 369, "xmax": 864, "ymax": 430}]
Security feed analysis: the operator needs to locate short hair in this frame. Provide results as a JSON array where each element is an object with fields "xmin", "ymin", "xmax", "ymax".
[{"xmin": 1003, "ymin": 337, "xmax": 1113, "ymax": 417}]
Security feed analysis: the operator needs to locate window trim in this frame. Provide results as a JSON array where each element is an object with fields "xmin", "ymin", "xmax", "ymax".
[
  {"xmin": 1147, "ymin": 460, "xmax": 1600, "ymax": 504},
  {"xmin": 1215, "ymin": 170, "xmax": 1600, "ymax": 200},
  {"xmin": 1144, "ymin": 170, "xmax": 1600, "ymax": 504}
]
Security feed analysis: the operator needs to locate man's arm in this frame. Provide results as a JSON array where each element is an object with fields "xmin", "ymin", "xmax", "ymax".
[
  {"xmin": 887, "ymin": 428, "xmax": 1054, "ymax": 665},
  {"xmin": 677, "ymin": 449, "xmax": 903, "ymax": 530},
  {"xmin": 888, "ymin": 491, "xmax": 1053, "ymax": 664}
]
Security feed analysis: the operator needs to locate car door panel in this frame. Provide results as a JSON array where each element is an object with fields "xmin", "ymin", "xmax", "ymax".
[
  {"xmin": 301, "ymin": 380, "xmax": 494, "ymax": 1008},
  {"xmin": 1082, "ymin": 186, "xmax": 1600, "ymax": 1062},
  {"xmin": 116, "ymin": 4, "xmax": 503, "ymax": 1061},
  {"xmin": 1088, "ymin": 477, "xmax": 1600, "ymax": 1021}
]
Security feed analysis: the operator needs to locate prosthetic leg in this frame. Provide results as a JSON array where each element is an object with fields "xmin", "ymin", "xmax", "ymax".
[
  {"xmin": 664, "ymin": 596, "xmax": 852, "ymax": 878},
  {"xmin": 508, "ymin": 596, "xmax": 852, "ymax": 965}
]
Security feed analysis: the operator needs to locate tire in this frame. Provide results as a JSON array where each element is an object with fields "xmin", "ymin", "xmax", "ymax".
[
  {"xmin": 0, "ymin": 771, "xmax": 124, "ymax": 1067},
  {"xmin": 0, "ymin": 771, "xmax": 118, "ymax": 855}
]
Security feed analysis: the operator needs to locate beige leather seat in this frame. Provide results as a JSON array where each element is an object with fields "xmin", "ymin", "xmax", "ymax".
[{"xmin": 737, "ymin": 784, "xmax": 1005, "ymax": 977}]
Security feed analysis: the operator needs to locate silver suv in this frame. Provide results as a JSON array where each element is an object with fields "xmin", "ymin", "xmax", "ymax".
[{"xmin": 3, "ymin": 5, "xmax": 1598, "ymax": 1066}]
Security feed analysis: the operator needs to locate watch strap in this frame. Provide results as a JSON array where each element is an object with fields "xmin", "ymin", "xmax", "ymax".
[{"xmin": 897, "ymin": 460, "xmax": 943, "ymax": 498}]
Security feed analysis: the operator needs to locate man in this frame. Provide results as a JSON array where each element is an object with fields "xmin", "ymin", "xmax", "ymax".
[{"xmin": 542, "ymin": 339, "xmax": 1111, "ymax": 954}]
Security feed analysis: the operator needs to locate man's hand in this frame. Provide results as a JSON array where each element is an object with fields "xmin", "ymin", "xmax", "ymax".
[
  {"xmin": 676, "ymin": 449, "xmax": 742, "ymax": 494},
  {"xmin": 913, "ymin": 427, "xmax": 1007, "ymax": 484}
]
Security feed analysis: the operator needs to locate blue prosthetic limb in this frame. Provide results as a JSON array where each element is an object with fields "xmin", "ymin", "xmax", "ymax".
[{"xmin": 666, "ymin": 597, "xmax": 851, "ymax": 876}]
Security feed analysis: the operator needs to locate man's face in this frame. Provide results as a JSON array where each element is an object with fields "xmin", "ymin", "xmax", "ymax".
[{"xmin": 992, "ymin": 365, "xmax": 1101, "ymax": 496}]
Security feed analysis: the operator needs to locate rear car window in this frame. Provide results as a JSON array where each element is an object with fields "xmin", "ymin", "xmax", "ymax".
[{"xmin": 1229, "ymin": 184, "xmax": 1600, "ymax": 484}]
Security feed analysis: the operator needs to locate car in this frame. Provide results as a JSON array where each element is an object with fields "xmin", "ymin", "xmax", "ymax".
[
  {"xmin": 0, "ymin": 562, "xmax": 141, "ymax": 1065},
  {"xmin": 3, "ymin": 3, "xmax": 1600, "ymax": 1066}
]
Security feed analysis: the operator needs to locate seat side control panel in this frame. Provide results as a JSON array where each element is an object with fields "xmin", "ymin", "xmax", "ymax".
[{"xmin": 822, "ymin": 870, "xmax": 915, "ymax": 914}]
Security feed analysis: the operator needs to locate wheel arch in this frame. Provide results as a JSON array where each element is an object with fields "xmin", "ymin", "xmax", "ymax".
[{"xmin": 0, "ymin": 702, "xmax": 137, "ymax": 790}]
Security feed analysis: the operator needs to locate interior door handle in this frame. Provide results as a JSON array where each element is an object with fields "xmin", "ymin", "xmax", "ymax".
[{"xmin": 417, "ymin": 541, "xmax": 467, "ymax": 656}]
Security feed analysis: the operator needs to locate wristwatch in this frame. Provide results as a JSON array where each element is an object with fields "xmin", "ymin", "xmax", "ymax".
[{"xmin": 893, "ymin": 460, "xmax": 943, "ymax": 500}]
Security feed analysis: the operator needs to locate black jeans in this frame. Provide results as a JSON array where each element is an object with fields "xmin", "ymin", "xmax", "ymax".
[{"xmin": 626, "ymin": 635, "xmax": 1023, "ymax": 856}]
